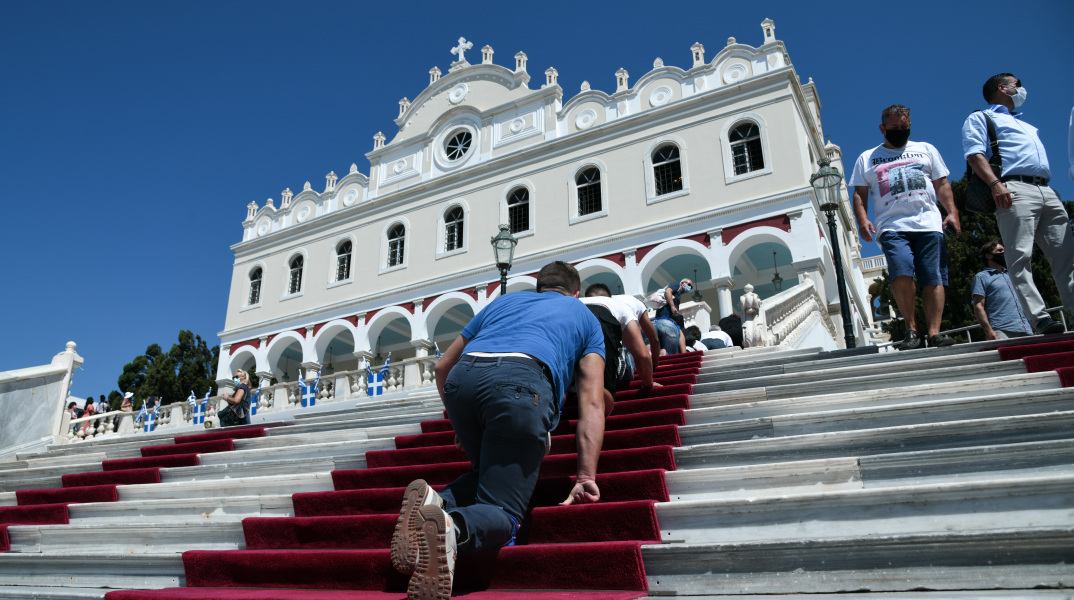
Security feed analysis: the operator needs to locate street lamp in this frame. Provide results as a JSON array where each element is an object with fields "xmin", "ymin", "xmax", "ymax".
[
  {"xmin": 490, "ymin": 224, "xmax": 518, "ymax": 296},
  {"xmin": 771, "ymin": 251, "xmax": 783, "ymax": 292},
  {"xmin": 810, "ymin": 159, "xmax": 856, "ymax": 349},
  {"xmin": 691, "ymin": 265, "xmax": 703, "ymax": 302}
]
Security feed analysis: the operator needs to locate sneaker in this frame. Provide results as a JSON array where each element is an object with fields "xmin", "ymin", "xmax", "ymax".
[
  {"xmin": 408, "ymin": 504, "xmax": 456, "ymax": 600},
  {"xmin": 927, "ymin": 333, "xmax": 956, "ymax": 348},
  {"xmin": 1036, "ymin": 318, "xmax": 1066, "ymax": 335},
  {"xmin": 898, "ymin": 330, "xmax": 923, "ymax": 351},
  {"xmin": 391, "ymin": 479, "xmax": 443, "ymax": 575}
]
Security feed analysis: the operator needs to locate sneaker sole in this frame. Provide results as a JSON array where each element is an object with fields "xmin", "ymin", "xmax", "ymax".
[
  {"xmin": 391, "ymin": 479, "xmax": 431, "ymax": 574},
  {"xmin": 408, "ymin": 505, "xmax": 453, "ymax": 600}
]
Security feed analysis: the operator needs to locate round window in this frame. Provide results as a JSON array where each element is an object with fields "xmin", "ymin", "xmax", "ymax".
[{"xmin": 444, "ymin": 130, "xmax": 472, "ymax": 161}]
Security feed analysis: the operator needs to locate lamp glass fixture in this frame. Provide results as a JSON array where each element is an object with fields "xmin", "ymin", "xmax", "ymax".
[
  {"xmin": 810, "ymin": 159, "xmax": 843, "ymax": 211},
  {"xmin": 491, "ymin": 224, "xmax": 518, "ymax": 269}
]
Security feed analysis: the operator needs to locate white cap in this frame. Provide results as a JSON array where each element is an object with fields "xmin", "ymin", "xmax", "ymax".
[{"xmin": 123, "ymin": 392, "xmax": 134, "ymax": 399}]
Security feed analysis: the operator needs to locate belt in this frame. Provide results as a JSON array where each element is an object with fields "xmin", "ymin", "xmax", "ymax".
[
  {"xmin": 1002, "ymin": 174, "xmax": 1049, "ymax": 186},
  {"xmin": 462, "ymin": 354, "xmax": 554, "ymax": 387}
]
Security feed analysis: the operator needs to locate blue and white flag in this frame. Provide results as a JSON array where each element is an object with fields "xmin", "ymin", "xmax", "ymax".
[
  {"xmin": 366, "ymin": 362, "xmax": 381, "ymax": 396},
  {"xmin": 140, "ymin": 401, "xmax": 159, "ymax": 433},
  {"xmin": 187, "ymin": 391, "xmax": 196, "ymax": 407},
  {"xmin": 135, "ymin": 401, "xmax": 148, "ymax": 423},
  {"xmin": 434, "ymin": 342, "xmax": 442, "ymax": 359},
  {"xmin": 301, "ymin": 371, "xmax": 318, "ymax": 407},
  {"xmin": 250, "ymin": 387, "xmax": 259, "ymax": 416},
  {"xmin": 381, "ymin": 353, "xmax": 391, "ymax": 380}
]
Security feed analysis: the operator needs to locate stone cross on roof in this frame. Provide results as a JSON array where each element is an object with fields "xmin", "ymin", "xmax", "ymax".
[{"xmin": 449, "ymin": 37, "xmax": 473, "ymax": 71}]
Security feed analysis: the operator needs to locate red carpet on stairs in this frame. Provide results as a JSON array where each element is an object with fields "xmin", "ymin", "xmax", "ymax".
[
  {"xmin": 61, "ymin": 467, "xmax": 161, "ymax": 488},
  {"xmin": 141, "ymin": 439, "xmax": 234, "ymax": 457},
  {"xmin": 16, "ymin": 484, "xmax": 118, "ymax": 506},
  {"xmin": 174, "ymin": 427, "xmax": 270, "ymax": 444},
  {"xmin": 994, "ymin": 339, "xmax": 1074, "ymax": 360},
  {"xmin": 0, "ymin": 503, "xmax": 71, "ymax": 552},
  {"xmin": 103, "ymin": 351, "xmax": 701, "ymax": 598},
  {"xmin": 1022, "ymin": 350, "xmax": 1074, "ymax": 373},
  {"xmin": 103, "ymin": 454, "xmax": 200, "ymax": 471}
]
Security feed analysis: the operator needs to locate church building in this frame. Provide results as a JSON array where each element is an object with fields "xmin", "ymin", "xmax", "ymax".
[{"xmin": 216, "ymin": 20, "xmax": 873, "ymax": 400}]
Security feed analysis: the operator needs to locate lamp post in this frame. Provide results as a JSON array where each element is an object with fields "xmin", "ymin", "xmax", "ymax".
[
  {"xmin": 691, "ymin": 265, "xmax": 703, "ymax": 302},
  {"xmin": 490, "ymin": 224, "xmax": 518, "ymax": 296},
  {"xmin": 810, "ymin": 159, "xmax": 856, "ymax": 349},
  {"xmin": 771, "ymin": 251, "xmax": 783, "ymax": 292}
]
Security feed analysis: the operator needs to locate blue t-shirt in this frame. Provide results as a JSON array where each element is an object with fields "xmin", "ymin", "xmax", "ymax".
[
  {"xmin": 971, "ymin": 268, "xmax": 1033, "ymax": 334},
  {"xmin": 460, "ymin": 291, "xmax": 605, "ymax": 404}
]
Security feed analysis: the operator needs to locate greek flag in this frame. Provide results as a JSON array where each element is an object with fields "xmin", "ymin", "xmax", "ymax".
[
  {"xmin": 187, "ymin": 391, "xmax": 196, "ymax": 407},
  {"xmin": 141, "ymin": 402, "xmax": 160, "ymax": 433},
  {"xmin": 250, "ymin": 387, "xmax": 259, "ymax": 416},
  {"xmin": 191, "ymin": 390, "xmax": 210, "ymax": 425},
  {"xmin": 434, "ymin": 342, "xmax": 442, "ymax": 359},
  {"xmin": 366, "ymin": 362, "xmax": 381, "ymax": 396},
  {"xmin": 135, "ymin": 401, "xmax": 147, "ymax": 423},
  {"xmin": 300, "ymin": 371, "xmax": 318, "ymax": 407}
]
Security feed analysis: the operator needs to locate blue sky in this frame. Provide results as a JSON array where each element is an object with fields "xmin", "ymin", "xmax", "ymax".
[{"xmin": 2, "ymin": 1, "xmax": 1072, "ymax": 399}]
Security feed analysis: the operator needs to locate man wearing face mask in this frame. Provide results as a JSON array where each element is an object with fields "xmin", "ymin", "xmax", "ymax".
[
  {"xmin": 851, "ymin": 104, "xmax": 959, "ymax": 350},
  {"xmin": 972, "ymin": 240, "xmax": 1033, "ymax": 340},
  {"xmin": 963, "ymin": 74, "xmax": 1074, "ymax": 335},
  {"xmin": 653, "ymin": 278, "xmax": 693, "ymax": 326}
]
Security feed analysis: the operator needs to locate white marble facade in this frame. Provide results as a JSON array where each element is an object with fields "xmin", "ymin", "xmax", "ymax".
[{"xmin": 217, "ymin": 19, "xmax": 873, "ymax": 388}]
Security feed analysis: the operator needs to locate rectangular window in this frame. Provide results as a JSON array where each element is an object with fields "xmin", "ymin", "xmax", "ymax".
[{"xmin": 248, "ymin": 280, "xmax": 261, "ymax": 305}]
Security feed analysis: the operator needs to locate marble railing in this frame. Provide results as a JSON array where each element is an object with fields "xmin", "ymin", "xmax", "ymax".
[{"xmin": 751, "ymin": 279, "xmax": 838, "ymax": 348}]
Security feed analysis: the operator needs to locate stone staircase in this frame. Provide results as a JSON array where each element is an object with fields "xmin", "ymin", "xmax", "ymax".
[{"xmin": 0, "ymin": 336, "xmax": 1071, "ymax": 599}]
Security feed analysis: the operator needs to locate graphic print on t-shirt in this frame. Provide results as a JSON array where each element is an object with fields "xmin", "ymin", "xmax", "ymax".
[{"xmin": 876, "ymin": 159, "xmax": 927, "ymax": 206}]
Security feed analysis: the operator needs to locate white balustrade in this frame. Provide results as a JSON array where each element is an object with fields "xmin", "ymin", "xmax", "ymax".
[{"xmin": 754, "ymin": 279, "xmax": 838, "ymax": 347}]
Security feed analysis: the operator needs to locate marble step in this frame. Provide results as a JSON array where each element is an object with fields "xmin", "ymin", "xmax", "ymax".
[
  {"xmin": 700, "ymin": 348, "xmax": 1001, "ymax": 383},
  {"xmin": 68, "ymin": 493, "xmax": 294, "ymax": 523},
  {"xmin": 642, "ymin": 527, "xmax": 1074, "ymax": 595},
  {"xmin": 678, "ymin": 387, "xmax": 1074, "ymax": 445},
  {"xmin": 674, "ymin": 411, "xmax": 1074, "ymax": 469},
  {"xmin": 192, "ymin": 436, "xmax": 397, "ymax": 469},
  {"xmin": 114, "ymin": 471, "xmax": 334, "ymax": 502},
  {"xmin": 259, "ymin": 409, "xmax": 444, "ymax": 436},
  {"xmin": 0, "ymin": 587, "xmax": 109, "ymax": 599},
  {"xmin": 695, "ymin": 351, "xmax": 1013, "ymax": 392},
  {"xmin": 667, "ymin": 439, "xmax": 1074, "ymax": 501},
  {"xmin": 688, "ymin": 371, "xmax": 1060, "ymax": 411},
  {"xmin": 0, "ymin": 553, "xmax": 183, "ymax": 590},
  {"xmin": 0, "ymin": 460, "xmax": 103, "ymax": 482},
  {"xmin": 7, "ymin": 520, "xmax": 245, "ymax": 555},
  {"xmin": 693, "ymin": 360, "xmax": 1029, "ymax": 400},
  {"xmin": 247, "ymin": 422, "xmax": 421, "ymax": 448},
  {"xmin": 656, "ymin": 474, "xmax": 1074, "ymax": 545}
]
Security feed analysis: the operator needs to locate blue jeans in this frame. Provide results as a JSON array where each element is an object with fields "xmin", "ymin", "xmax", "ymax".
[
  {"xmin": 652, "ymin": 317, "xmax": 681, "ymax": 355},
  {"xmin": 439, "ymin": 355, "xmax": 556, "ymax": 553}
]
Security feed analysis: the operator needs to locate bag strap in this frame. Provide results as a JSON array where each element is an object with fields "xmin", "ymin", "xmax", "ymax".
[{"xmin": 977, "ymin": 110, "xmax": 1002, "ymax": 170}]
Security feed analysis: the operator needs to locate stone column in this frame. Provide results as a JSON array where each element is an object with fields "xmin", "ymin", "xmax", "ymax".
[
  {"xmin": 410, "ymin": 340, "xmax": 434, "ymax": 388},
  {"xmin": 256, "ymin": 372, "xmax": 274, "ymax": 410},
  {"xmin": 621, "ymin": 249, "xmax": 643, "ymax": 297},
  {"xmin": 711, "ymin": 276, "xmax": 734, "ymax": 321},
  {"xmin": 353, "ymin": 351, "xmax": 373, "ymax": 397}
]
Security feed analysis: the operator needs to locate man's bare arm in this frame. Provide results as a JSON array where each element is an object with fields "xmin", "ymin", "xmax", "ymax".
[
  {"xmin": 852, "ymin": 186, "xmax": 875, "ymax": 242},
  {"xmin": 622, "ymin": 322, "xmax": 655, "ymax": 388},
  {"xmin": 434, "ymin": 334, "xmax": 468, "ymax": 400},
  {"xmin": 934, "ymin": 177, "xmax": 960, "ymax": 235},
  {"xmin": 560, "ymin": 352, "xmax": 605, "ymax": 505},
  {"xmin": 638, "ymin": 313, "xmax": 660, "ymax": 370},
  {"xmin": 967, "ymin": 153, "xmax": 1013, "ymax": 210},
  {"xmin": 971, "ymin": 295, "xmax": 999, "ymax": 340},
  {"xmin": 663, "ymin": 287, "xmax": 677, "ymax": 314}
]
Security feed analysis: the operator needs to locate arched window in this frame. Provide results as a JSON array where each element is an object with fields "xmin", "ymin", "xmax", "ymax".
[
  {"xmin": 387, "ymin": 224, "xmax": 406, "ymax": 267},
  {"xmin": 730, "ymin": 122, "xmax": 765, "ymax": 175},
  {"xmin": 507, "ymin": 187, "xmax": 530, "ymax": 234},
  {"xmin": 576, "ymin": 168, "xmax": 602, "ymax": 216},
  {"xmin": 652, "ymin": 145, "xmax": 683, "ymax": 196},
  {"xmin": 444, "ymin": 206, "xmax": 464, "ymax": 252},
  {"xmin": 335, "ymin": 240, "xmax": 352, "ymax": 281},
  {"xmin": 288, "ymin": 256, "xmax": 303, "ymax": 295},
  {"xmin": 248, "ymin": 267, "xmax": 262, "ymax": 305}
]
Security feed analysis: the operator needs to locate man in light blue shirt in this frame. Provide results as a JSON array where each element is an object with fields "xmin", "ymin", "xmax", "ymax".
[
  {"xmin": 972, "ymin": 240, "xmax": 1033, "ymax": 339},
  {"xmin": 963, "ymin": 73, "xmax": 1074, "ymax": 334}
]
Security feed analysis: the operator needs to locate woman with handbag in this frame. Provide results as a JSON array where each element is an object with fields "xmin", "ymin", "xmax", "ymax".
[{"xmin": 219, "ymin": 370, "xmax": 251, "ymax": 427}]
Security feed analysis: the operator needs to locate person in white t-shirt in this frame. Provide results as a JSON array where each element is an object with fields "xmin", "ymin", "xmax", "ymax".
[
  {"xmin": 850, "ymin": 104, "xmax": 960, "ymax": 350},
  {"xmin": 700, "ymin": 326, "xmax": 733, "ymax": 350},
  {"xmin": 581, "ymin": 283, "xmax": 661, "ymax": 412}
]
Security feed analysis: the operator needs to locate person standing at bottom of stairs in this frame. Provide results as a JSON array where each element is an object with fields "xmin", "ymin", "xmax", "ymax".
[
  {"xmin": 390, "ymin": 260, "xmax": 608, "ymax": 600},
  {"xmin": 850, "ymin": 103, "xmax": 960, "ymax": 350}
]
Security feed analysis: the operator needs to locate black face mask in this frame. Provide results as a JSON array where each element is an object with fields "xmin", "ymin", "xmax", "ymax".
[
  {"xmin": 884, "ymin": 128, "xmax": 911, "ymax": 147},
  {"xmin": 990, "ymin": 252, "xmax": 1006, "ymax": 268}
]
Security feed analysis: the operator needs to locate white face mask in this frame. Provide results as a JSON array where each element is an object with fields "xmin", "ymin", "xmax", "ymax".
[{"xmin": 1010, "ymin": 86, "xmax": 1027, "ymax": 109}]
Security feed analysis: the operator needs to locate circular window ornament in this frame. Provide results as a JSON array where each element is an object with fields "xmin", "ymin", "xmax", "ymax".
[
  {"xmin": 509, "ymin": 118, "xmax": 525, "ymax": 134},
  {"xmin": 444, "ymin": 129, "xmax": 473, "ymax": 162},
  {"xmin": 448, "ymin": 83, "xmax": 469, "ymax": 105},
  {"xmin": 723, "ymin": 64, "xmax": 748, "ymax": 85},
  {"xmin": 296, "ymin": 205, "xmax": 312, "ymax": 223},
  {"xmin": 342, "ymin": 189, "xmax": 358, "ymax": 206},
  {"xmin": 393, "ymin": 159, "xmax": 407, "ymax": 174},
  {"xmin": 256, "ymin": 219, "xmax": 272, "ymax": 236},
  {"xmin": 649, "ymin": 86, "xmax": 672, "ymax": 107},
  {"xmin": 575, "ymin": 109, "xmax": 597, "ymax": 130}
]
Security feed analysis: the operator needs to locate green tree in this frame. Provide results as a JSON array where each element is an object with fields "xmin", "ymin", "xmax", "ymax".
[
  {"xmin": 878, "ymin": 176, "xmax": 1072, "ymax": 343},
  {"xmin": 115, "ymin": 331, "xmax": 219, "ymax": 407}
]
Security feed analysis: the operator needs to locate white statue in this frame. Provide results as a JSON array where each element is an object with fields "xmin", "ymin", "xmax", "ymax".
[{"xmin": 739, "ymin": 284, "xmax": 762, "ymax": 348}]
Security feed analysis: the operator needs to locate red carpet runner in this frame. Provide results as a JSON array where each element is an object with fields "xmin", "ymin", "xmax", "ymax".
[{"xmin": 103, "ymin": 353, "xmax": 704, "ymax": 599}]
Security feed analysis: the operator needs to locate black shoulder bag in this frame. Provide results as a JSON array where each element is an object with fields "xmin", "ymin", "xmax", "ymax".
[{"xmin": 964, "ymin": 111, "xmax": 1001, "ymax": 214}]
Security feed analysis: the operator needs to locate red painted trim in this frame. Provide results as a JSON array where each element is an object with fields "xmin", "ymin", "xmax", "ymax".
[
  {"xmin": 312, "ymin": 322, "xmax": 327, "ymax": 337},
  {"xmin": 399, "ymin": 302, "xmax": 415, "ymax": 314},
  {"xmin": 345, "ymin": 315, "xmax": 359, "ymax": 326},
  {"xmin": 722, "ymin": 215, "xmax": 791, "ymax": 245},
  {"xmin": 364, "ymin": 309, "xmax": 380, "ymax": 324},
  {"xmin": 486, "ymin": 281, "xmax": 500, "ymax": 297},
  {"xmin": 634, "ymin": 242, "xmax": 659, "ymax": 264},
  {"xmin": 597, "ymin": 252, "xmax": 627, "ymax": 267},
  {"xmin": 685, "ymin": 232, "xmax": 711, "ymax": 248},
  {"xmin": 266, "ymin": 334, "xmax": 276, "ymax": 345},
  {"xmin": 229, "ymin": 339, "xmax": 260, "ymax": 356},
  {"xmin": 463, "ymin": 287, "xmax": 479, "ymax": 301},
  {"xmin": 422, "ymin": 296, "xmax": 439, "ymax": 312},
  {"xmin": 294, "ymin": 328, "xmax": 307, "ymax": 337}
]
